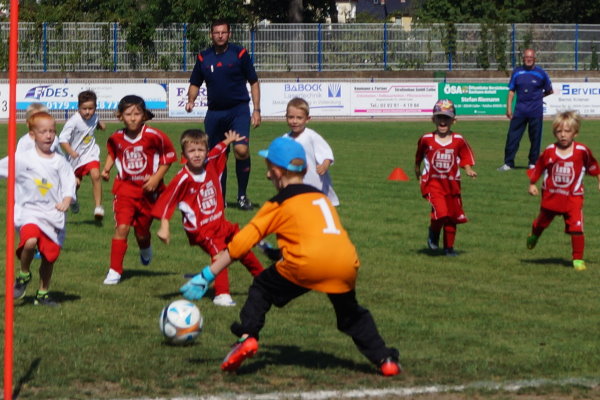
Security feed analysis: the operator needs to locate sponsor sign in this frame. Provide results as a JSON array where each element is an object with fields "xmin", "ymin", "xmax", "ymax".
[
  {"xmin": 545, "ymin": 82, "xmax": 600, "ymax": 116},
  {"xmin": 261, "ymin": 82, "xmax": 350, "ymax": 117},
  {"xmin": 439, "ymin": 83, "xmax": 509, "ymax": 115},
  {"xmin": 350, "ymin": 83, "xmax": 438, "ymax": 116}
]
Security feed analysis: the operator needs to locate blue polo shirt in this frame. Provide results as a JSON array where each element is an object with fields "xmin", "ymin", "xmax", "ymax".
[
  {"xmin": 508, "ymin": 65, "xmax": 553, "ymax": 118},
  {"xmin": 189, "ymin": 43, "xmax": 258, "ymax": 111}
]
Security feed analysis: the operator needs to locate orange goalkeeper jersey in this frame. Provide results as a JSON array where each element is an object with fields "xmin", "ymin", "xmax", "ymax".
[{"xmin": 227, "ymin": 184, "xmax": 360, "ymax": 293}]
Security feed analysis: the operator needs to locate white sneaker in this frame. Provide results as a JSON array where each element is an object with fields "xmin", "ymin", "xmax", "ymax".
[
  {"xmin": 497, "ymin": 164, "xmax": 512, "ymax": 172},
  {"xmin": 528, "ymin": 164, "xmax": 535, "ymax": 170},
  {"xmin": 94, "ymin": 205, "xmax": 105, "ymax": 220},
  {"xmin": 139, "ymin": 247, "xmax": 152, "ymax": 266},
  {"xmin": 103, "ymin": 269, "xmax": 121, "ymax": 285},
  {"xmin": 213, "ymin": 294, "xmax": 236, "ymax": 307}
]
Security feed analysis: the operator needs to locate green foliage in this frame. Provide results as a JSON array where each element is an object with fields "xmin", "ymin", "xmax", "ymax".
[
  {"xmin": 2, "ymin": 120, "xmax": 600, "ymax": 398},
  {"xmin": 476, "ymin": 23, "xmax": 490, "ymax": 70}
]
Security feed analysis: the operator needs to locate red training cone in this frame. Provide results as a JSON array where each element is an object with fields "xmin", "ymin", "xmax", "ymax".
[{"xmin": 387, "ymin": 167, "xmax": 409, "ymax": 181}]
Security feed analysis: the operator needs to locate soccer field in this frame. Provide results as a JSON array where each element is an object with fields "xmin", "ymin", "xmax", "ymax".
[{"xmin": 1, "ymin": 118, "xmax": 600, "ymax": 399}]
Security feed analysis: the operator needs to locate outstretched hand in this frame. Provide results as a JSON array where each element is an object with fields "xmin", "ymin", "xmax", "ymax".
[{"xmin": 179, "ymin": 266, "xmax": 216, "ymax": 300}]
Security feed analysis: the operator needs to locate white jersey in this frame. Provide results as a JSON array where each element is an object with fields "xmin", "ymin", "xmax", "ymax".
[
  {"xmin": 284, "ymin": 127, "xmax": 339, "ymax": 206},
  {"xmin": 16, "ymin": 132, "xmax": 62, "ymax": 155},
  {"xmin": 58, "ymin": 112, "xmax": 101, "ymax": 170},
  {"xmin": 0, "ymin": 147, "xmax": 76, "ymax": 245}
]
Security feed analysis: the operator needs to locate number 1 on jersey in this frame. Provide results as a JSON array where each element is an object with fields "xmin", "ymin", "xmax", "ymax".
[{"xmin": 312, "ymin": 197, "xmax": 341, "ymax": 234}]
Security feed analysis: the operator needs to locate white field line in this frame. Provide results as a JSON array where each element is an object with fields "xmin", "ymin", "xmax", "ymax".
[{"xmin": 127, "ymin": 377, "xmax": 599, "ymax": 400}]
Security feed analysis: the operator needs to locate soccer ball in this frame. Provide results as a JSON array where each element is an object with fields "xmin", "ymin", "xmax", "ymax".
[{"xmin": 159, "ymin": 299, "xmax": 203, "ymax": 345}]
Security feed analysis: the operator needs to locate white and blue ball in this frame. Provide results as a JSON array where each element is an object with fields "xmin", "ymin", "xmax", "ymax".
[{"xmin": 159, "ymin": 300, "xmax": 203, "ymax": 345}]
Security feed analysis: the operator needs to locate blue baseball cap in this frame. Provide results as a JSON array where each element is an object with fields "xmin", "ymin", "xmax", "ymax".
[{"xmin": 258, "ymin": 137, "xmax": 307, "ymax": 172}]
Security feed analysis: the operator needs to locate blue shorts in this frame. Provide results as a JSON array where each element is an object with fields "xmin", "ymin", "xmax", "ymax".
[{"xmin": 204, "ymin": 102, "xmax": 251, "ymax": 149}]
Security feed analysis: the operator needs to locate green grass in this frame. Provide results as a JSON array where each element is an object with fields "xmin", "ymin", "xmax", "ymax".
[{"xmin": 1, "ymin": 118, "xmax": 600, "ymax": 399}]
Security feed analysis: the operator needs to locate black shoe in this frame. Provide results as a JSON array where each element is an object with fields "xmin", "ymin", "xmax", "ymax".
[
  {"xmin": 14, "ymin": 272, "xmax": 32, "ymax": 299},
  {"xmin": 427, "ymin": 227, "xmax": 440, "ymax": 250},
  {"xmin": 34, "ymin": 292, "xmax": 60, "ymax": 307},
  {"xmin": 444, "ymin": 247, "xmax": 458, "ymax": 257},
  {"xmin": 237, "ymin": 196, "xmax": 253, "ymax": 210}
]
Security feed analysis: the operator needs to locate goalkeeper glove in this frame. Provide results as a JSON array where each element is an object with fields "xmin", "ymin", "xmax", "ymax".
[{"xmin": 180, "ymin": 266, "xmax": 215, "ymax": 300}]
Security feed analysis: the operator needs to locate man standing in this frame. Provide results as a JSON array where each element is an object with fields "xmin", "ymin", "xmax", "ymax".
[
  {"xmin": 498, "ymin": 49, "xmax": 553, "ymax": 171},
  {"xmin": 185, "ymin": 20, "xmax": 261, "ymax": 210}
]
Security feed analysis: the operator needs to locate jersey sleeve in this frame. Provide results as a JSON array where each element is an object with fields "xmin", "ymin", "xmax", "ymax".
[
  {"xmin": 157, "ymin": 131, "xmax": 177, "ymax": 166},
  {"xmin": 227, "ymin": 201, "xmax": 277, "ymax": 259},
  {"xmin": 106, "ymin": 134, "xmax": 117, "ymax": 159},
  {"xmin": 58, "ymin": 117, "xmax": 75, "ymax": 144},
  {"xmin": 58, "ymin": 158, "xmax": 77, "ymax": 200},
  {"xmin": 415, "ymin": 135, "xmax": 426, "ymax": 165},
  {"xmin": 206, "ymin": 141, "xmax": 229, "ymax": 174},
  {"xmin": 584, "ymin": 147, "xmax": 600, "ymax": 176},
  {"xmin": 311, "ymin": 132, "xmax": 334, "ymax": 165},
  {"xmin": 189, "ymin": 55, "xmax": 205, "ymax": 87},
  {"xmin": 151, "ymin": 171, "xmax": 187, "ymax": 220},
  {"xmin": 458, "ymin": 137, "xmax": 476, "ymax": 167},
  {"xmin": 0, "ymin": 156, "xmax": 7, "ymax": 178},
  {"xmin": 239, "ymin": 47, "xmax": 258, "ymax": 83}
]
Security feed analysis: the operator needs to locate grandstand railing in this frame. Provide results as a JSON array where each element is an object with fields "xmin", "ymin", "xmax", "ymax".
[{"xmin": 1, "ymin": 22, "xmax": 599, "ymax": 72}]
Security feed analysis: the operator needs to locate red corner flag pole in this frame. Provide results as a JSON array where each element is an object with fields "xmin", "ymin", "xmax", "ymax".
[{"xmin": 4, "ymin": 0, "xmax": 19, "ymax": 398}]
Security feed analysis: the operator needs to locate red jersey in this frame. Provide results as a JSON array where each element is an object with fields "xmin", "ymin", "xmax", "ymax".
[
  {"xmin": 107, "ymin": 124, "xmax": 177, "ymax": 198},
  {"xmin": 529, "ymin": 142, "xmax": 600, "ymax": 213},
  {"xmin": 152, "ymin": 141, "xmax": 228, "ymax": 242},
  {"xmin": 415, "ymin": 132, "xmax": 475, "ymax": 196}
]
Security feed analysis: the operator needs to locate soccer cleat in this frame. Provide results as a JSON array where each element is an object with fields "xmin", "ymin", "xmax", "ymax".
[
  {"xmin": 34, "ymin": 250, "xmax": 42, "ymax": 259},
  {"xmin": 14, "ymin": 272, "xmax": 32, "ymax": 299},
  {"xmin": 34, "ymin": 291, "xmax": 59, "ymax": 307},
  {"xmin": 213, "ymin": 293, "xmax": 237, "ymax": 307},
  {"xmin": 237, "ymin": 196, "xmax": 254, "ymax": 211},
  {"xmin": 103, "ymin": 268, "xmax": 121, "ymax": 285},
  {"xmin": 572, "ymin": 259, "xmax": 587, "ymax": 271},
  {"xmin": 497, "ymin": 164, "xmax": 512, "ymax": 172},
  {"xmin": 94, "ymin": 205, "xmax": 105, "ymax": 221},
  {"xmin": 379, "ymin": 357, "xmax": 402, "ymax": 377},
  {"xmin": 444, "ymin": 247, "xmax": 458, "ymax": 257},
  {"xmin": 139, "ymin": 247, "xmax": 152, "ymax": 266},
  {"xmin": 427, "ymin": 227, "xmax": 440, "ymax": 250},
  {"xmin": 527, "ymin": 234, "xmax": 539, "ymax": 250},
  {"xmin": 221, "ymin": 336, "xmax": 259, "ymax": 372},
  {"xmin": 70, "ymin": 200, "xmax": 80, "ymax": 214}
]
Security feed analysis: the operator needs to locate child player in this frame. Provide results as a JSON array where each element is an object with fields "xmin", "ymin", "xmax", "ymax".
[
  {"xmin": 59, "ymin": 90, "xmax": 106, "ymax": 220},
  {"xmin": 16, "ymin": 103, "xmax": 62, "ymax": 155},
  {"xmin": 101, "ymin": 95, "xmax": 177, "ymax": 285},
  {"xmin": 415, "ymin": 99, "xmax": 477, "ymax": 256},
  {"xmin": 526, "ymin": 110, "xmax": 600, "ymax": 271},
  {"xmin": 1, "ymin": 112, "xmax": 77, "ymax": 306},
  {"xmin": 179, "ymin": 136, "xmax": 401, "ymax": 376},
  {"xmin": 283, "ymin": 97, "xmax": 339, "ymax": 206},
  {"xmin": 152, "ymin": 129, "xmax": 264, "ymax": 306}
]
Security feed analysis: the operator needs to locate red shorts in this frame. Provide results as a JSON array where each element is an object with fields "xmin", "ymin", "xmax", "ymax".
[
  {"xmin": 426, "ymin": 192, "xmax": 467, "ymax": 224},
  {"xmin": 74, "ymin": 160, "xmax": 100, "ymax": 179},
  {"xmin": 188, "ymin": 220, "xmax": 239, "ymax": 258},
  {"xmin": 112, "ymin": 193, "xmax": 156, "ymax": 237},
  {"xmin": 536, "ymin": 207, "xmax": 584, "ymax": 234},
  {"xmin": 17, "ymin": 224, "xmax": 61, "ymax": 262}
]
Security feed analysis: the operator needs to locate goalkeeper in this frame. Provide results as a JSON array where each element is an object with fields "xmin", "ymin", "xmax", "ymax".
[{"xmin": 180, "ymin": 137, "xmax": 401, "ymax": 376}]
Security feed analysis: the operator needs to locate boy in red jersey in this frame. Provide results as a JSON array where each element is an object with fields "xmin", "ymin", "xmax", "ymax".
[
  {"xmin": 526, "ymin": 110, "xmax": 600, "ymax": 271},
  {"xmin": 152, "ymin": 129, "xmax": 263, "ymax": 306},
  {"xmin": 101, "ymin": 95, "xmax": 177, "ymax": 284},
  {"xmin": 415, "ymin": 99, "xmax": 477, "ymax": 256},
  {"xmin": 179, "ymin": 137, "xmax": 401, "ymax": 376}
]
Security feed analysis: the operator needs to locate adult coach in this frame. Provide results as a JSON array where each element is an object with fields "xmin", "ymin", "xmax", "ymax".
[
  {"xmin": 498, "ymin": 48, "xmax": 553, "ymax": 171},
  {"xmin": 185, "ymin": 20, "xmax": 261, "ymax": 210}
]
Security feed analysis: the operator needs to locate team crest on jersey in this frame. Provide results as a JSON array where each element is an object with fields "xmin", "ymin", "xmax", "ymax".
[
  {"xmin": 200, "ymin": 181, "xmax": 218, "ymax": 215},
  {"xmin": 552, "ymin": 161, "xmax": 575, "ymax": 188},
  {"xmin": 122, "ymin": 145, "xmax": 148, "ymax": 175},
  {"xmin": 34, "ymin": 178, "xmax": 53, "ymax": 196},
  {"xmin": 83, "ymin": 135, "xmax": 92, "ymax": 144},
  {"xmin": 432, "ymin": 149, "xmax": 455, "ymax": 173}
]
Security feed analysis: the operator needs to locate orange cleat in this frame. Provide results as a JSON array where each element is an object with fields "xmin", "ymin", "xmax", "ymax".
[
  {"xmin": 221, "ymin": 336, "xmax": 259, "ymax": 372},
  {"xmin": 379, "ymin": 357, "xmax": 401, "ymax": 377}
]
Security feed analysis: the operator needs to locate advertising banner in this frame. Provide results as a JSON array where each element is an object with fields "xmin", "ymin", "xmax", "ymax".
[
  {"xmin": 439, "ymin": 83, "xmax": 509, "ymax": 116},
  {"xmin": 0, "ymin": 84, "xmax": 8, "ymax": 119},
  {"xmin": 261, "ymin": 82, "xmax": 350, "ymax": 117},
  {"xmin": 168, "ymin": 82, "xmax": 207, "ymax": 118},
  {"xmin": 545, "ymin": 82, "xmax": 600, "ymax": 116},
  {"xmin": 350, "ymin": 83, "xmax": 438, "ymax": 116},
  {"xmin": 14, "ymin": 83, "xmax": 167, "ymax": 111}
]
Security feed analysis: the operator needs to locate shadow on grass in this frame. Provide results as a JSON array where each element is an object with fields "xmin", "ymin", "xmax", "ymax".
[
  {"xmin": 121, "ymin": 269, "xmax": 173, "ymax": 282},
  {"xmin": 416, "ymin": 248, "xmax": 464, "ymax": 257},
  {"xmin": 522, "ymin": 257, "xmax": 572, "ymax": 268},
  {"xmin": 14, "ymin": 291, "xmax": 81, "ymax": 307},
  {"xmin": 188, "ymin": 344, "xmax": 372, "ymax": 375},
  {"xmin": 12, "ymin": 357, "xmax": 41, "ymax": 400},
  {"xmin": 69, "ymin": 219, "xmax": 104, "ymax": 227}
]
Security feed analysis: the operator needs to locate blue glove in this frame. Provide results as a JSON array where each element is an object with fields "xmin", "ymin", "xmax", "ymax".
[{"xmin": 180, "ymin": 266, "xmax": 216, "ymax": 300}]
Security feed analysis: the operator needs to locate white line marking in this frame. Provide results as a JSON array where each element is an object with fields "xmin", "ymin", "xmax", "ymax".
[{"xmin": 124, "ymin": 377, "xmax": 599, "ymax": 400}]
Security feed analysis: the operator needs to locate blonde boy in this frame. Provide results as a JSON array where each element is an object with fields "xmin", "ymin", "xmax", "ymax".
[
  {"xmin": 527, "ymin": 111, "xmax": 600, "ymax": 270},
  {"xmin": 0, "ymin": 112, "xmax": 77, "ymax": 306}
]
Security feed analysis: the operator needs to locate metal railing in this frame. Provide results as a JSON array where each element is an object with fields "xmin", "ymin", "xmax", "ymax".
[{"xmin": 1, "ymin": 22, "xmax": 600, "ymax": 72}]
